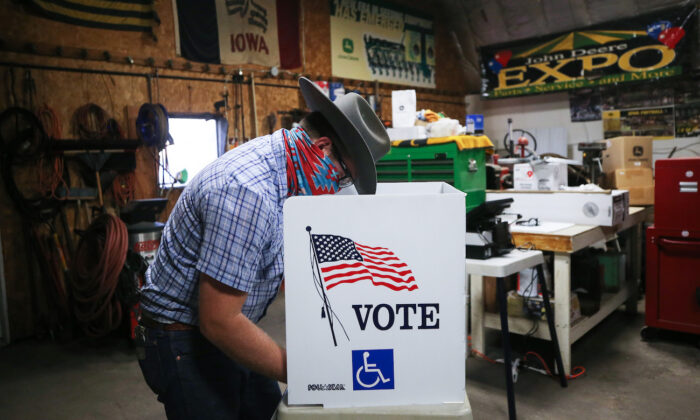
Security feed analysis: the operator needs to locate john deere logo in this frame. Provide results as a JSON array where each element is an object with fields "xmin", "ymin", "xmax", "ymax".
[
  {"xmin": 343, "ymin": 38, "xmax": 354, "ymax": 53},
  {"xmin": 633, "ymin": 146, "xmax": 644, "ymax": 156}
]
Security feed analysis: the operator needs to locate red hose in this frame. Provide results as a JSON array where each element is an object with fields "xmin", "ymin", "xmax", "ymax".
[{"xmin": 71, "ymin": 214, "xmax": 128, "ymax": 337}]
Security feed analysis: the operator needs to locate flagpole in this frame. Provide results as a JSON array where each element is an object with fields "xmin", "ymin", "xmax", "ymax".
[{"xmin": 307, "ymin": 226, "xmax": 338, "ymax": 347}]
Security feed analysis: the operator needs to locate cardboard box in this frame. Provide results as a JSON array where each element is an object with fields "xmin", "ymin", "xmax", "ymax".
[
  {"xmin": 601, "ymin": 136, "xmax": 653, "ymax": 178},
  {"xmin": 284, "ymin": 183, "xmax": 466, "ymax": 408},
  {"xmin": 525, "ymin": 293, "xmax": 581, "ymax": 323},
  {"xmin": 627, "ymin": 185, "xmax": 655, "ymax": 205},
  {"xmin": 391, "ymin": 90, "xmax": 416, "ymax": 128},
  {"xmin": 487, "ymin": 190, "xmax": 630, "ymax": 226},
  {"xmin": 513, "ymin": 162, "xmax": 568, "ymax": 191},
  {"xmin": 613, "ymin": 167, "xmax": 653, "ymax": 188},
  {"xmin": 465, "ymin": 114, "xmax": 484, "ymax": 134},
  {"xmin": 387, "ymin": 126, "xmax": 427, "ymax": 141},
  {"xmin": 613, "ymin": 167, "xmax": 654, "ymax": 205}
]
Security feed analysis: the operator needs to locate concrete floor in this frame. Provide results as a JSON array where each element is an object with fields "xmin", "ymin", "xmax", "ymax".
[{"xmin": 0, "ymin": 295, "xmax": 698, "ymax": 420}]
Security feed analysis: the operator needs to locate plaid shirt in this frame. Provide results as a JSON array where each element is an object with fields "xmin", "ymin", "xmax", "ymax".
[{"xmin": 140, "ymin": 130, "xmax": 287, "ymax": 325}]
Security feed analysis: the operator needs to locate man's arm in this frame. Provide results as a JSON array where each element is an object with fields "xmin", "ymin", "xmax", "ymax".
[{"xmin": 198, "ymin": 272, "xmax": 287, "ymax": 383}]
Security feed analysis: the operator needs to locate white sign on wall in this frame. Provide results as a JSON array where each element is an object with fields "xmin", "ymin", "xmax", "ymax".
[{"xmin": 284, "ymin": 183, "xmax": 466, "ymax": 408}]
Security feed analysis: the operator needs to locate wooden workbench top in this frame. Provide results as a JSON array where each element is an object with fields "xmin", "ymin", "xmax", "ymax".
[{"xmin": 511, "ymin": 206, "xmax": 652, "ymax": 253}]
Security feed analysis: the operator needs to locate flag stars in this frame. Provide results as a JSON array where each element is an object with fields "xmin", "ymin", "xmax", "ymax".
[{"xmin": 312, "ymin": 234, "xmax": 362, "ymax": 263}]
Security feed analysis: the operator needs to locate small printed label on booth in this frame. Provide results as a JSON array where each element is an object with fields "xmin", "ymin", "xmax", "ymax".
[{"xmin": 352, "ymin": 349, "xmax": 395, "ymax": 391}]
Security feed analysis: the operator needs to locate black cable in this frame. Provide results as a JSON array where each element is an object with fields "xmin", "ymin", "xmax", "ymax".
[{"xmin": 0, "ymin": 107, "xmax": 65, "ymax": 221}]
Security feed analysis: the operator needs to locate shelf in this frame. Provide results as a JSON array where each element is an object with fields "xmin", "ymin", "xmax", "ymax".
[
  {"xmin": 49, "ymin": 139, "xmax": 141, "ymax": 153},
  {"xmin": 483, "ymin": 286, "xmax": 630, "ymax": 344}
]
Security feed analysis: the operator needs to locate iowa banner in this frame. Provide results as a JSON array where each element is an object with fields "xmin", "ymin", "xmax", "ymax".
[
  {"xmin": 329, "ymin": 0, "xmax": 436, "ymax": 88},
  {"xmin": 176, "ymin": 0, "xmax": 300, "ymax": 68},
  {"xmin": 481, "ymin": 6, "xmax": 697, "ymax": 98}
]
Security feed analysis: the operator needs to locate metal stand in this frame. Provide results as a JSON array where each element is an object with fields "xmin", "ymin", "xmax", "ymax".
[
  {"xmin": 493, "ymin": 263, "xmax": 568, "ymax": 420},
  {"xmin": 496, "ymin": 278, "xmax": 516, "ymax": 420},
  {"xmin": 536, "ymin": 264, "xmax": 568, "ymax": 388}
]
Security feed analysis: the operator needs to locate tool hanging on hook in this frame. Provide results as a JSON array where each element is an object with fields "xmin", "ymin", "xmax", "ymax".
[
  {"xmin": 250, "ymin": 72, "xmax": 258, "ymax": 138},
  {"xmin": 231, "ymin": 69, "xmax": 243, "ymax": 147},
  {"xmin": 233, "ymin": 69, "xmax": 248, "ymax": 143}
]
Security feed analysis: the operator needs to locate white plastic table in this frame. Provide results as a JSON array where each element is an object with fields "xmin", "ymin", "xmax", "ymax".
[
  {"xmin": 467, "ymin": 249, "xmax": 566, "ymax": 420},
  {"xmin": 468, "ymin": 249, "xmax": 545, "ymax": 355}
]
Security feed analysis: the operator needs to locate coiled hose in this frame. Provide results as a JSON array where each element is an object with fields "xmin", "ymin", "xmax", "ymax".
[{"xmin": 71, "ymin": 214, "xmax": 128, "ymax": 337}]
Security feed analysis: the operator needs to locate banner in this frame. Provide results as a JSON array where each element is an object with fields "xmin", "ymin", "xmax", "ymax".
[
  {"xmin": 28, "ymin": 0, "xmax": 158, "ymax": 32},
  {"xmin": 176, "ymin": 0, "xmax": 300, "ymax": 68},
  {"xmin": 480, "ymin": 6, "xmax": 696, "ymax": 98},
  {"xmin": 329, "ymin": 0, "xmax": 436, "ymax": 88},
  {"xmin": 603, "ymin": 107, "xmax": 675, "ymax": 139}
]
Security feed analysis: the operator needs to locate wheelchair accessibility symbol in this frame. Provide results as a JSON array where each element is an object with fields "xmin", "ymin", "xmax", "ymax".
[{"xmin": 352, "ymin": 349, "xmax": 394, "ymax": 390}]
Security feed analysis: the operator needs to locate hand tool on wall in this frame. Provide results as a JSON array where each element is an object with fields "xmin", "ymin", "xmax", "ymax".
[
  {"xmin": 6, "ymin": 68, "xmax": 17, "ymax": 106},
  {"xmin": 233, "ymin": 69, "xmax": 245, "ymax": 143},
  {"xmin": 250, "ymin": 72, "xmax": 259, "ymax": 138},
  {"xmin": 374, "ymin": 79, "xmax": 381, "ymax": 115},
  {"xmin": 266, "ymin": 112, "xmax": 276, "ymax": 134},
  {"xmin": 232, "ymin": 75, "xmax": 240, "ymax": 145}
]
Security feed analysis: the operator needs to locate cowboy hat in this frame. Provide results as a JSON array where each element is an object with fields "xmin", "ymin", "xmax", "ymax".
[{"xmin": 299, "ymin": 77, "xmax": 390, "ymax": 194}]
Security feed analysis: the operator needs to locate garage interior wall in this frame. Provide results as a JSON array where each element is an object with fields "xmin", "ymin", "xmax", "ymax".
[
  {"xmin": 0, "ymin": 0, "xmax": 469, "ymax": 341},
  {"xmin": 475, "ymin": 91, "xmax": 700, "ymax": 167}
]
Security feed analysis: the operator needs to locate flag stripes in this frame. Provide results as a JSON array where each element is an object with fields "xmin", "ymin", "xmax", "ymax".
[
  {"xmin": 29, "ymin": 0, "xmax": 157, "ymax": 32},
  {"xmin": 311, "ymin": 233, "xmax": 418, "ymax": 292}
]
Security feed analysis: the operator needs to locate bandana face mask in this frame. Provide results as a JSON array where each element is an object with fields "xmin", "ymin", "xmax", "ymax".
[{"xmin": 284, "ymin": 126, "xmax": 342, "ymax": 196}]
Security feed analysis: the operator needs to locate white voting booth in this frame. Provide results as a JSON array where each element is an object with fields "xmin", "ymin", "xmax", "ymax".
[{"xmin": 283, "ymin": 182, "xmax": 467, "ymax": 411}]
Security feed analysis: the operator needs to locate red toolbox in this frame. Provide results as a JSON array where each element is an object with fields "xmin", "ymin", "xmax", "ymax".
[
  {"xmin": 645, "ymin": 157, "xmax": 700, "ymax": 336},
  {"xmin": 654, "ymin": 157, "xmax": 700, "ymax": 233}
]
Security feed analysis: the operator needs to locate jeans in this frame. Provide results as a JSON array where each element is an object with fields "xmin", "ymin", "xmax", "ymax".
[{"xmin": 137, "ymin": 326, "xmax": 282, "ymax": 420}]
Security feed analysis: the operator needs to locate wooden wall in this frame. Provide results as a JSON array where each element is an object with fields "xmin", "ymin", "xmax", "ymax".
[{"xmin": 0, "ymin": 0, "xmax": 468, "ymax": 340}]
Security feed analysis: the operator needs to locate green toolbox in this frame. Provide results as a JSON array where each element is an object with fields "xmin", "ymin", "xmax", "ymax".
[{"xmin": 376, "ymin": 138, "xmax": 492, "ymax": 212}]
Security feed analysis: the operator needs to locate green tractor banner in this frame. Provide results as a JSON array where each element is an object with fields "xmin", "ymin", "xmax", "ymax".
[{"xmin": 330, "ymin": 0, "xmax": 435, "ymax": 88}]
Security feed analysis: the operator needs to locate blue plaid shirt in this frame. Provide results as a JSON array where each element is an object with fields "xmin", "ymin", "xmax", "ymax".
[{"xmin": 140, "ymin": 130, "xmax": 287, "ymax": 325}]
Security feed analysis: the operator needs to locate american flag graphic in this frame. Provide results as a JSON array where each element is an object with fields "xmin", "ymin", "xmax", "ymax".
[{"xmin": 311, "ymin": 234, "xmax": 418, "ymax": 291}]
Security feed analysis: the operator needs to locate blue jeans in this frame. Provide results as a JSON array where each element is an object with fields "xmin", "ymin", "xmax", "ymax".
[{"xmin": 137, "ymin": 326, "xmax": 282, "ymax": 420}]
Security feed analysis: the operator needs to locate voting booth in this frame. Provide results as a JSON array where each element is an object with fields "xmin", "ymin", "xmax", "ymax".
[{"xmin": 283, "ymin": 182, "xmax": 467, "ymax": 409}]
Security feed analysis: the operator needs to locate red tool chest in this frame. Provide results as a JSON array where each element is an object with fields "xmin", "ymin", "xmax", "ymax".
[{"xmin": 645, "ymin": 158, "xmax": 700, "ymax": 336}]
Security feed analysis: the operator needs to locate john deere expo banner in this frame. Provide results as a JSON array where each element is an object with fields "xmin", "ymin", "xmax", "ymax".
[
  {"xmin": 480, "ymin": 6, "xmax": 697, "ymax": 98},
  {"xmin": 329, "ymin": 0, "xmax": 435, "ymax": 88}
]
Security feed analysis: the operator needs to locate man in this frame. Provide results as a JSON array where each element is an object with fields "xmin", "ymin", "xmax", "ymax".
[{"xmin": 136, "ymin": 77, "xmax": 390, "ymax": 420}]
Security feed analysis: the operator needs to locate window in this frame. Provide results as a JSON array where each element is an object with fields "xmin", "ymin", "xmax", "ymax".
[{"xmin": 159, "ymin": 116, "xmax": 222, "ymax": 187}]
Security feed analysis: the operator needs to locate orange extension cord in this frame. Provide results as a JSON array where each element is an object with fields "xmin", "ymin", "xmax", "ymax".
[
  {"xmin": 468, "ymin": 335, "xmax": 586, "ymax": 380},
  {"xmin": 71, "ymin": 214, "xmax": 128, "ymax": 337},
  {"xmin": 37, "ymin": 104, "xmax": 70, "ymax": 199}
]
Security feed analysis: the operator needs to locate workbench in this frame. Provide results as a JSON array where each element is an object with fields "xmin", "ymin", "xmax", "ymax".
[{"xmin": 469, "ymin": 206, "xmax": 651, "ymax": 376}]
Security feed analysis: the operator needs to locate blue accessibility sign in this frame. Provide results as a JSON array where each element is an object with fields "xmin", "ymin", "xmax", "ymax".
[{"xmin": 351, "ymin": 349, "xmax": 394, "ymax": 390}]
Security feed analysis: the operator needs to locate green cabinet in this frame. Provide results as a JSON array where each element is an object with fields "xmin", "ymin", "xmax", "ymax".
[{"xmin": 376, "ymin": 142, "xmax": 487, "ymax": 212}]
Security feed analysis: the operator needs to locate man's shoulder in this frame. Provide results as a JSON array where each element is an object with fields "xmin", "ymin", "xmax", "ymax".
[{"xmin": 190, "ymin": 133, "xmax": 285, "ymax": 206}]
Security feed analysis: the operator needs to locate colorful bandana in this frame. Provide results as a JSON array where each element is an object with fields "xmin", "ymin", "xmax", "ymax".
[{"xmin": 284, "ymin": 126, "xmax": 341, "ymax": 196}]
